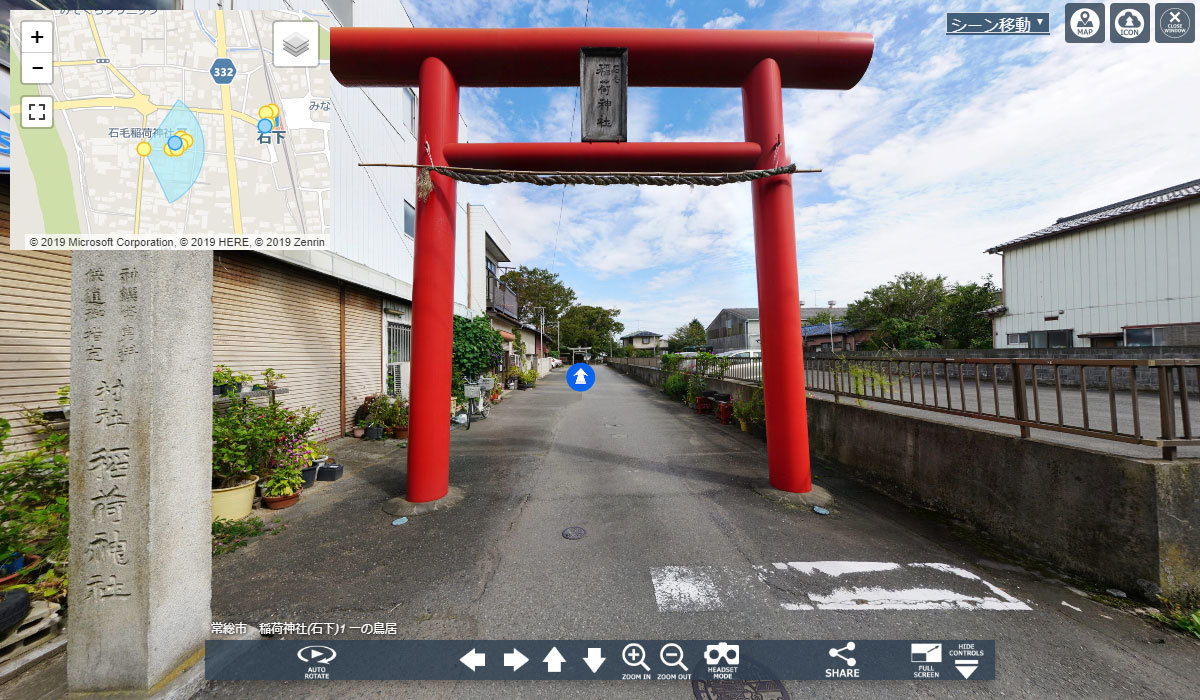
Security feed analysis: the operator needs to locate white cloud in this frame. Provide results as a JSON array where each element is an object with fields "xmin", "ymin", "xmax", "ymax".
[
  {"xmin": 669, "ymin": 9, "xmax": 687, "ymax": 28},
  {"xmin": 747, "ymin": 0, "xmax": 766, "ymax": 8},
  {"xmin": 702, "ymin": 12, "xmax": 746, "ymax": 30}
]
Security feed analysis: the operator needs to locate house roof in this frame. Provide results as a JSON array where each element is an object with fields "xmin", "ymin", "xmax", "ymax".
[
  {"xmin": 986, "ymin": 178, "xmax": 1200, "ymax": 254},
  {"xmin": 620, "ymin": 330, "xmax": 662, "ymax": 339},
  {"xmin": 801, "ymin": 322, "xmax": 858, "ymax": 338}
]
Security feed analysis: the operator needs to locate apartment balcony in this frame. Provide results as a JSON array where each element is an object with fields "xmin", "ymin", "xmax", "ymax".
[{"xmin": 487, "ymin": 274, "xmax": 519, "ymax": 321}]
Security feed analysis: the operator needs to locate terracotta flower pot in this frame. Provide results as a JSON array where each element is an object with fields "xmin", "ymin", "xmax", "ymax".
[
  {"xmin": 262, "ymin": 487, "xmax": 302, "ymax": 510},
  {"xmin": 353, "ymin": 428, "xmax": 366, "ymax": 438},
  {"xmin": 393, "ymin": 425, "xmax": 409, "ymax": 439}
]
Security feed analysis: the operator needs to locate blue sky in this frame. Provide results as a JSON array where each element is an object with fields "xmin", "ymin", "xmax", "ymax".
[{"xmin": 403, "ymin": 1, "xmax": 1200, "ymax": 337}]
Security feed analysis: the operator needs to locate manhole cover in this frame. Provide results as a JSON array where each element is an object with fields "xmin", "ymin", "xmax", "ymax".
[
  {"xmin": 562, "ymin": 526, "xmax": 586, "ymax": 540},
  {"xmin": 693, "ymin": 679, "xmax": 789, "ymax": 700}
]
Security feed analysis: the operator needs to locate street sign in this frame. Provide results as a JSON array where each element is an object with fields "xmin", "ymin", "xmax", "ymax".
[
  {"xmin": 567, "ymin": 363, "xmax": 595, "ymax": 392},
  {"xmin": 580, "ymin": 47, "xmax": 627, "ymax": 142}
]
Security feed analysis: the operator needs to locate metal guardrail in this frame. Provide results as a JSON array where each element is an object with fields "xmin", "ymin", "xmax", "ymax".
[
  {"xmin": 610, "ymin": 355, "xmax": 1200, "ymax": 459},
  {"xmin": 805, "ymin": 355, "xmax": 1200, "ymax": 459}
]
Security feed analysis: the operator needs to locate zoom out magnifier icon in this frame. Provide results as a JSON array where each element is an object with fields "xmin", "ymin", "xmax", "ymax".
[{"xmin": 659, "ymin": 643, "xmax": 688, "ymax": 672}]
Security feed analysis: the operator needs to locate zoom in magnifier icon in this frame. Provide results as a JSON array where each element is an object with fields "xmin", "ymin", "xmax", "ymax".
[
  {"xmin": 622, "ymin": 643, "xmax": 650, "ymax": 671},
  {"xmin": 660, "ymin": 643, "xmax": 688, "ymax": 672}
]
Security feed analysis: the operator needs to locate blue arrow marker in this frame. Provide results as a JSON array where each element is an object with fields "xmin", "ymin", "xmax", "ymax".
[{"xmin": 567, "ymin": 363, "xmax": 595, "ymax": 392}]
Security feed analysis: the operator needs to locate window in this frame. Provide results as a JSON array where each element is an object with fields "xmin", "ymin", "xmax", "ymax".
[
  {"xmin": 1006, "ymin": 333, "xmax": 1029, "ymax": 345},
  {"xmin": 387, "ymin": 322, "xmax": 412, "ymax": 396},
  {"xmin": 403, "ymin": 200, "xmax": 416, "ymax": 238},
  {"xmin": 1125, "ymin": 327, "xmax": 1165, "ymax": 347},
  {"xmin": 1028, "ymin": 329, "xmax": 1073, "ymax": 348},
  {"xmin": 404, "ymin": 88, "xmax": 418, "ymax": 134}
]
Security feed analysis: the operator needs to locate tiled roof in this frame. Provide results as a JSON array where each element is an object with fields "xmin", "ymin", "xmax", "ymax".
[
  {"xmin": 621, "ymin": 330, "xmax": 661, "ymax": 339},
  {"xmin": 801, "ymin": 322, "xmax": 858, "ymax": 337},
  {"xmin": 986, "ymin": 178, "xmax": 1200, "ymax": 254}
]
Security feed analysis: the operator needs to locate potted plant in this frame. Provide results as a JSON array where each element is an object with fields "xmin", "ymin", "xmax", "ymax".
[
  {"xmin": 353, "ymin": 420, "xmax": 367, "ymax": 439},
  {"xmin": 731, "ymin": 399, "xmax": 754, "ymax": 432},
  {"xmin": 506, "ymin": 364, "xmax": 521, "ymax": 389},
  {"xmin": 260, "ymin": 467, "xmax": 304, "ymax": 509},
  {"xmin": 213, "ymin": 364, "xmax": 251, "ymax": 396},
  {"xmin": 389, "ymin": 397, "xmax": 410, "ymax": 439},
  {"xmin": 363, "ymin": 397, "xmax": 386, "ymax": 440},
  {"xmin": 262, "ymin": 367, "xmax": 286, "ymax": 389},
  {"xmin": 211, "ymin": 400, "xmax": 260, "ymax": 521}
]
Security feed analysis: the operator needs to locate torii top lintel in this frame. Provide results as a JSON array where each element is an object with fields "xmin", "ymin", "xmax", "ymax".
[{"xmin": 330, "ymin": 27, "xmax": 873, "ymax": 90}]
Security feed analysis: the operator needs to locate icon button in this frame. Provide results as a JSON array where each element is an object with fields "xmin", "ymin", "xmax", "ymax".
[
  {"xmin": 910, "ymin": 643, "xmax": 942, "ymax": 663},
  {"xmin": 583, "ymin": 647, "xmax": 606, "ymax": 673},
  {"xmin": 1066, "ymin": 3, "xmax": 1106, "ymax": 42},
  {"xmin": 1155, "ymin": 3, "xmax": 1195, "ymax": 41},
  {"xmin": 21, "ymin": 51, "xmax": 53, "ymax": 85},
  {"xmin": 659, "ymin": 643, "xmax": 688, "ymax": 672},
  {"xmin": 622, "ymin": 643, "xmax": 650, "ymax": 671},
  {"xmin": 503, "ymin": 648, "xmax": 528, "ymax": 671},
  {"xmin": 704, "ymin": 642, "xmax": 740, "ymax": 666},
  {"xmin": 21, "ymin": 21, "xmax": 54, "ymax": 53},
  {"xmin": 828, "ymin": 642, "xmax": 856, "ymax": 667},
  {"xmin": 272, "ymin": 21, "xmax": 319, "ymax": 67},
  {"xmin": 1112, "ymin": 3, "xmax": 1152, "ymax": 41},
  {"xmin": 459, "ymin": 648, "xmax": 486, "ymax": 671},
  {"xmin": 21, "ymin": 96, "xmax": 54, "ymax": 128}
]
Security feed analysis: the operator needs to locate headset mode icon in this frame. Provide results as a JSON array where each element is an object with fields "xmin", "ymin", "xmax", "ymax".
[{"xmin": 704, "ymin": 642, "xmax": 740, "ymax": 666}]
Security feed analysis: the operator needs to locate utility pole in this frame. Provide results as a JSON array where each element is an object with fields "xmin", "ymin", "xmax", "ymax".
[
  {"xmin": 827, "ymin": 299, "xmax": 836, "ymax": 352},
  {"xmin": 532, "ymin": 307, "xmax": 546, "ymax": 358}
]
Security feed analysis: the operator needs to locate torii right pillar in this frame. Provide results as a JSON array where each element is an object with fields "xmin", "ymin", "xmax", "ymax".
[{"xmin": 744, "ymin": 57, "xmax": 811, "ymax": 492}]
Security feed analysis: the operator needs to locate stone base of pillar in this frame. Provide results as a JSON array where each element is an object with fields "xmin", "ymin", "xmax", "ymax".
[
  {"xmin": 383, "ymin": 485, "xmax": 466, "ymax": 516},
  {"xmin": 753, "ymin": 480, "xmax": 834, "ymax": 508}
]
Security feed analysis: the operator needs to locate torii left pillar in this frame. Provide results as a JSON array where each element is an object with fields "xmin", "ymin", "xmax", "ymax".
[{"xmin": 405, "ymin": 57, "xmax": 458, "ymax": 503}]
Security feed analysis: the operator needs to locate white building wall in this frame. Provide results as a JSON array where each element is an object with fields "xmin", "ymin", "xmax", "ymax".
[{"xmin": 993, "ymin": 200, "xmax": 1199, "ymax": 348}]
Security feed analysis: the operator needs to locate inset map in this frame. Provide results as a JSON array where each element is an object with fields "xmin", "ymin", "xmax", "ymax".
[{"xmin": 9, "ymin": 10, "xmax": 332, "ymax": 245}]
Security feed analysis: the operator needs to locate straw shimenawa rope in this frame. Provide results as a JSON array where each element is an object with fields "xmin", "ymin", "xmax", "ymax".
[{"xmin": 361, "ymin": 162, "xmax": 819, "ymax": 202}]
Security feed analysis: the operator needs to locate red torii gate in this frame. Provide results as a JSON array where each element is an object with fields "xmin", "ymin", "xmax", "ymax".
[{"xmin": 331, "ymin": 28, "xmax": 874, "ymax": 503}]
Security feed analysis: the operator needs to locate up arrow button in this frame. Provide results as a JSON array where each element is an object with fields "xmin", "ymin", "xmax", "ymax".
[{"xmin": 543, "ymin": 646, "xmax": 566, "ymax": 672}]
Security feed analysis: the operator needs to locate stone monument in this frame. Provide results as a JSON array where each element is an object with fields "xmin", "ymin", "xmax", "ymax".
[{"xmin": 68, "ymin": 251, "xmax": 212, "ymax": 694}]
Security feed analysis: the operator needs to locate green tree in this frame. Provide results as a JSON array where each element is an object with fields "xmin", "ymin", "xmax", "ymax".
[
  {"xmin": 499, "ymin": 266, "xmax": 577, "ymax": 325},
  {"xmin": 560, "ymin": 305, "xmax": 624, "ymax": 353},
  {"xmin": 452, "ymin": 315, "xmax": 504, "ymax": 396},
  {"xmin": 803, "ymin": 310, "xmax": 842, "ymax": 327},
  {"xmin": 667, "ymin": 318, "xmax": 707, "ymax": 352},
  {"xmin": 938, "ymin": 275, "xmax": 1000, "ymax": 348},
  {"xmin": 846, "ymin": 272, "xmax": 947, "ymax": 349}
]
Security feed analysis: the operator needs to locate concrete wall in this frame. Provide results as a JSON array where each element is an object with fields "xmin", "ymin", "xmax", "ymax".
[{"xmin": 609, "ymin": 361, "xmax": 1200, "ymax": 599}]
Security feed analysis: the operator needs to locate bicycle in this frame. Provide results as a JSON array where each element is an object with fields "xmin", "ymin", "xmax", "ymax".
[{"xmin": 462, "ymin": 376, "xmax": 493, "ymax": 430}]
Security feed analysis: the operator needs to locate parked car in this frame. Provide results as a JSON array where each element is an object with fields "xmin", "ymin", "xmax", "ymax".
[
  {"xmin": 550, "ymin": 358, "xmax": 563, "ymax": 368},
  {"xmin": 672, "ymin": 351, "xmax": 700, "ymax": 373},
  {"xmin": 716, "ymin": 349, "xmax": 762, "ymax": 381}
]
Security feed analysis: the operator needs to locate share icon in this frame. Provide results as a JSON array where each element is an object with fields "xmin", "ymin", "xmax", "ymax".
[{"xmin": 828, "ymin": 642, "xmax": 856, "ymax": 667}]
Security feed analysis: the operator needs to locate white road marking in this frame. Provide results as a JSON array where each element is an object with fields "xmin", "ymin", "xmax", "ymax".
[
  {"xmin": 649, "ymin": 566, "xmax": 724, "ymax": 612},
  {"xmin": 1062, "ymin": 601, "xmax": 1083, "ymax": 612},
  {"xmin": 651, "ymin": 561, "xmax": 1032, "ymax": 612}
]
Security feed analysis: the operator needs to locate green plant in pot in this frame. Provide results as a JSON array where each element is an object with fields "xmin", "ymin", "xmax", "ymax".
[
  {"xmin": 387, "ymin": 396, "xmax": 410, "ymax": 439},
  {"xmin": 363, "ymin": 395, "xmax": 389, "ymax": 440},
  {"xmin": 260, "ymin": 466, "xmax": 304, "ymax": 509},
  {"xmin": 731, "ymin": 399, "xmax": 755, "ymax": 432},
  {"xmin": 213, "ymin": 364, "xmax": 252, "ymax": 396},
  {"xmin": 261, "ymin": 367, "xmax": 286, "ymax": 389}
]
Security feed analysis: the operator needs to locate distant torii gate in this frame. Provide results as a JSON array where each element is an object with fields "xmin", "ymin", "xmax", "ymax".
[{"xmin": 331, "ymin": 28, "xmax": 873, "ymax": 503}]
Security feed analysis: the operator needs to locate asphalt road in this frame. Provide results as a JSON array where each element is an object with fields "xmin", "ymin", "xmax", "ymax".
[{"xmin": 192, "ymin": 365, "xmax": 1198, "ymax": 699}]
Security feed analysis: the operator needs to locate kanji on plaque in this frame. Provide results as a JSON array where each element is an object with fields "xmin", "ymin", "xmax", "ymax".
[{"xmin": 580, "ymin": 47, "xmax": 627, "ymax": 142}]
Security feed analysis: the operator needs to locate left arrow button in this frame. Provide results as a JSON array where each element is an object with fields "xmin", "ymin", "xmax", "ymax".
[{"xmin": 460, "ymin": 648, "xmax": 486, "ymax": 671}]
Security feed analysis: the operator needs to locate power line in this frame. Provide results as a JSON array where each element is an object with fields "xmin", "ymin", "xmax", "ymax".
[{"xmin": 550, "ymin": 0, "xmax": 591, "ymax": 274}]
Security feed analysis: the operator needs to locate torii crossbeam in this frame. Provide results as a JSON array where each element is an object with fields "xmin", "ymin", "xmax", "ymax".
[{"xmin": 331, "ymin": 27, "xmax": 874, "ymax": 503}]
